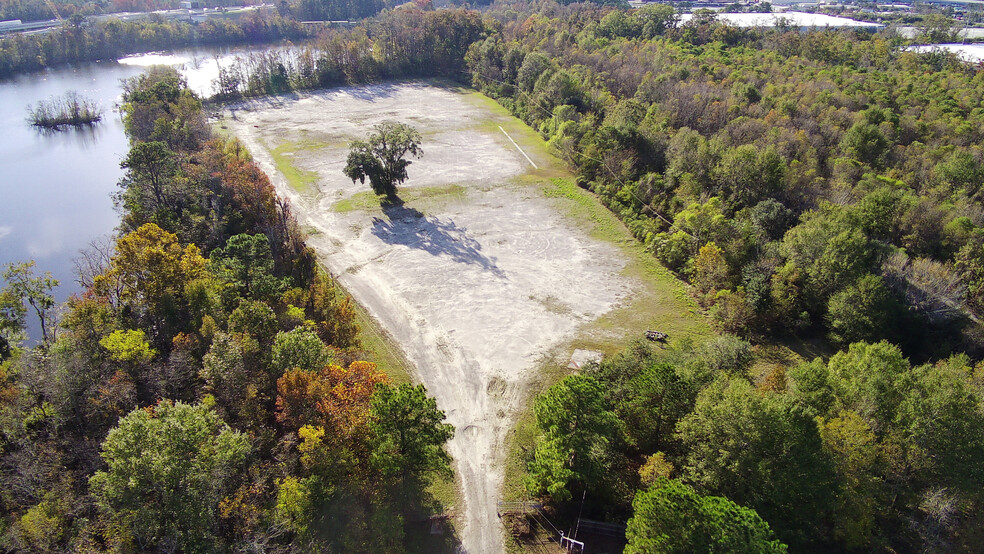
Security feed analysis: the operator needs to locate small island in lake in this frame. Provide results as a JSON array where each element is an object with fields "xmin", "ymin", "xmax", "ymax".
[{"xmin": 27, "ymin": 91, "xmax": 102, "ymax": 129}]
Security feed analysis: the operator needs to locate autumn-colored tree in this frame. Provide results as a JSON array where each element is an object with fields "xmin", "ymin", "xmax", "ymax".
[
  {"xmin": 276, "ymin": 360, "xmax": 389, "ymax": 445},
  {"xmin": 283, "ymin": 272, "xmax": 360, "ymax": 349},
  {"xmin": 94, "ymin": 223, "xmax": 207, "ymax": 325},
  {"xmin": 99, "ymin": 329, "xmax": 156, "ymax": 363},
  {"xmin": 694, "ymin": 241, "xmax": 730, "ymax": 293}
]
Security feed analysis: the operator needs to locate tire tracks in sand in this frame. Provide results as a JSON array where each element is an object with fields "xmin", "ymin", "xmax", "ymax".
[{"xmin": 222, "ymin": 83, "xmax": 634, "ymax": 553}]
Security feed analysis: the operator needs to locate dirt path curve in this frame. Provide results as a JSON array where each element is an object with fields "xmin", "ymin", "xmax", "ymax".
[{"xmin": 222, "ymin": 83, "xmax": 635, "ymax": 553}]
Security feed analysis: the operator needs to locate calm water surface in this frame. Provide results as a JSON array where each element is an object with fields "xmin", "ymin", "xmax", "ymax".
[{"xmin": 0, "ymin": 45, "xmax": 269, "ymax": 338}]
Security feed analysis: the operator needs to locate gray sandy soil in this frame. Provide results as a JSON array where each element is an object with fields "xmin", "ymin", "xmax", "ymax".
[{"xmin": 222, "ymin": 83, "xmax": 636, "ymax": 553}]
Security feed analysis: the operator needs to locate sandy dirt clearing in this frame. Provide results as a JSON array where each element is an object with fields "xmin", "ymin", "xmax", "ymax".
[{"xmin": 222, "ymin": 83, "xmax": 637, "ymax": 553}]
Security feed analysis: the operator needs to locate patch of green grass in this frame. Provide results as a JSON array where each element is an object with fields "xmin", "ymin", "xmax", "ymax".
[
  {"xmin": 461, "ymin": 91, "xmax": 569, "ymax": 177},
  {"xmin": 270, "ymin": 140, "xmax": 323, "ymax": 195},
  {"xmin": 345, "ymin": 286, "xmax": 414, "ymax": 386},
  {"xmin": 333, "ymin": 190, "xmax": 382, "ymax": 213},
  {"xmin": 501, "ymin": 406, "xmax": 538, "ymax": 503},
  {"xmin": 332, "ymin": 184, "xmax": 468, "ymax": 213},
  {"xmin": 211, "ymin": 118, "xmax": 232, "ymax": 139},
  {"xmin": 267, "ymin": 133, "xmax": 335, "ymax": 194},
  {"xmin": 411, "ymin": 183, "xmax": 467, "ymax": 201},
  {"xmin": 425, "ymin": 471, "xmax": 460, "ymax": 514}
]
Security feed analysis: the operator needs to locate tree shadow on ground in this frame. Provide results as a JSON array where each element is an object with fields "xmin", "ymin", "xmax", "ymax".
[
  {"xmin": 341, "ymin": 82, "xmax": 405, "ymax": 102},
  {"xmin": 371, "ymin": 196, "xmax": 506, "ymax": 279},
  {"xmin": 400, "ymin": 474, "xmax": 463, "ymax": 554},
  {"xmin": 310, "ymin": 475, "xmax": 462, "ymax": 553}
]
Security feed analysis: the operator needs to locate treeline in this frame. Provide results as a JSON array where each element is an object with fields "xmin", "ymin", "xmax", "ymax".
[
  {"xmin": 290, "ymin": 0, "xmax": 388, "ymax": 23},
  {"xmin": 0, "ymin": 67, "xmax": 455, "ymax": 551},
  {"xmin": 467, "ymin": 2, "xmax": 984, "ymax": 361},
  {"xmin": 286, "ymin": 0, "xmax": 495, "ymax": 22},
  {"xmin": 0, "ymin": 0, "xmax": 261, "ymax": 23},
  {"xmin": 211, "ymin": 7, "xmax": 485, "ymax": 99},
  {"xmin": 0, "ymin": 12, "xmax": 309, "ymax": 78},
  {"xmin": 526, "ymin": 336, "xmax": 984, "ymax": 552}
]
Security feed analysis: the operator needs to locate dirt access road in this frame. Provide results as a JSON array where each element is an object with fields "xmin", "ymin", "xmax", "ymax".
[{"xmin": 222, "ymin": 82, "xmax": 645, "ymax": 553}]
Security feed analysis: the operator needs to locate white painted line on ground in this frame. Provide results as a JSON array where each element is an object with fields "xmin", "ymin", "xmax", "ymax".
[{"xmin": 499, "ymin": 125, "xmax": 538, "ymax": 169}]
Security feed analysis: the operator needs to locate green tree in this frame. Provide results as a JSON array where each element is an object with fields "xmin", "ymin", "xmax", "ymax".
[
  {"xmin": 618, "ymin": 362, "xmax": 693, "ymax": 454},
  {"xmin": 271, "ymin": 327, "xmax": 330, "ymax": 373},
  {"xmin": 677, "ymin": 377, "xmax": 834, "ymax": 547},
  {"xmin": 343, "ymin": 121, "xmax": 422, "ymax": 197},
  {"xmin": 99, "ymin": 329, "xmax": 157, "ymax": 363},
  {"xmin": 695, "ymin": 334, "xmax": 754, "ymax": 376},
  {"xmin": 826, "ymin": 341, "xmax": 909, "ymax": 430},
  {"xmin": 852, "ymin": 183, "xmax": 915, "ymax": 242},
  {"xmin": 209, "ymin": 233, "xmax": 283, "ymax": 302},
  {"xmin": 840, "ymin": 122, "xmax": 889, "ymax": 167},
  {"xmin": 89, "ymin": 400, "xmax": 250, "ymax": 553},
  {"xmin": 227, "ymin": 298, "xmax": 279, "ymax": 346},
  {"xmin": 636, "ymin": 4, "xmax": 679, "ymax": 38},
  {"xmin": 826, "ymin": 274, "xmax": 900, "ymax": 346},
  {"xmin": 2, "ymin": 261, "xmax": 59, "ymax": 344},
  {"xmin": 954, "ymin": 235, "xmax": 984, "ymax": 314},
  {"xmin": 200, "ymin": 331, "xmax": 255, "ymax": 422},
  {"xmin": 119, "ymin": 140, "xmax": 179, "ymax": 217},
  {"xmin": 1, "ymin": 274, "xmax": 28, "ymax": 355},
  {"xmin": 368, "ymin": 383, "xmax": 454, "ymax": 481},
  {"xmin": 526, "ymin": 374, "xmax": 625, "ymax": 501},
  {"xmin": 896, "ymin": 357, "xmax": 984, "ymax": 493},
  {"xmin": 748, "ymin": 199, "xmax": 794, "ymax": 241},
  {"xmin": 120, "ymin": 66, "xmax": 207, "ymax": 149},
  {"xmin": 712, "ymin": 144, "xmax": 785, "ymax": 208},
  {"xmin": 781, "ymin": 208, "xmax": 877, "ymax": 307},
  {"xmin": 625, "ymin": 478, "xmax": 787, "ymax": 553},
  {"xmin": 818, "ymin": 410, "xmax": 883, "ymax": 549},
  {"xmin": 788, "ymin": 358, "xmax": 834, "ymax": 416},
  {"xmin": 916, "ymin": 14, "xmax": 960, "ymax": 44}
]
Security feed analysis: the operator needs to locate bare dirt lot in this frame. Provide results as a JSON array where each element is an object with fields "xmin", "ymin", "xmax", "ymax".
[{"xmin": 221, "ymin": 82, "xmax": 707, "ymax": 553}]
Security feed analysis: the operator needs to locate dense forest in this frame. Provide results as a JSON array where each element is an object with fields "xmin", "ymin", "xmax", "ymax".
[
  {"xmin": 4, "ymin": 0, "xmax": 984, "ymax": 552},
  {"xmin": 0, "ymin": 67, "xmax": 456, "ymax": 551},
  {"xmin": 465, "ymin": 3, "xmax": 984, "ymax": 552}
]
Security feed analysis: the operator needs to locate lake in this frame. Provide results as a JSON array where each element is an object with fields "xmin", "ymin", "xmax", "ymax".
[{"xmin": 0, "ymin": 44, "xmax": 269, "ymax": 340}]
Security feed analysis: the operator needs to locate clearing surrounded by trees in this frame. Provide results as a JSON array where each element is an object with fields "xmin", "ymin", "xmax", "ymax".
[{"xmin": 220, "ymin": 82, "xmax": 707, "ymax": 553}]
